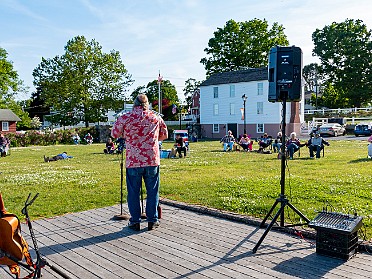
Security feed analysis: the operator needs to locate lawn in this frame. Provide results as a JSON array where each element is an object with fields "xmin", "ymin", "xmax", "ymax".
[{"xmin": 1, "ymin": 139, "xmax": 371, "ymax": 239}]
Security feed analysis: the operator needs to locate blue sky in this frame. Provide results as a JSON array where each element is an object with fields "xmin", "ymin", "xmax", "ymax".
[{"xmin": 1, "ymin": 0, "xmax": 372, "ymax": 101}]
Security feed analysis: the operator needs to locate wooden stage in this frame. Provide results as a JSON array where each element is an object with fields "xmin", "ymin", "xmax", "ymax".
[{"xmin": 1, "ymin": 201, "xmax": 371, "ymax": 278}]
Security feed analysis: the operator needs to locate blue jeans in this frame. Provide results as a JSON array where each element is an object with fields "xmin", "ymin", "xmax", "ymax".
[
  {"xmin": 272, "ymin": 143, "xmax": 282, "ymax": 153},
  {"xmin": 309, "ymin": 145, "xmax": 323, "ymax": 158},
  {"xmin": 126, "ymin": 166, "xmax": 160, "ymax": 223},
  {"xmin": 223, "ymin": 142, "xmax": 234, "ymax": 151},
  {"xmin": 287, "ymin": 143, "xmax": 299, "ymax": 158}
]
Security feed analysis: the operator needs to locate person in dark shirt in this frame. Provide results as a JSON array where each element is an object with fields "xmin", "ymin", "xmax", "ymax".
[
  {"xmin": 174, "ymin": 134, "xmax": 187, "ymax": 158},
  {"xmin": 104, "ymin": 138, "xmax": 115, "ymax": 154},
  {"xmin": 0, "ymin": 133, "xmax": 10, "ymax": 157}
]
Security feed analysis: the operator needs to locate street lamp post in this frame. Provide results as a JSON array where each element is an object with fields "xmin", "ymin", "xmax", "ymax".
[
  {"xmin": 179, "ymin": 105, "xmax": 182, "ymax": 129},
  {"xmin": 242, "ymin": 94, "xmax": 248, "ymax": 134}
]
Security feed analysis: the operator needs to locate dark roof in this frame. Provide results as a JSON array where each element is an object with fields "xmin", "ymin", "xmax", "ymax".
[
  {"xmin": 0, "ymin": 109, "xmax": 21, "ymax": 121},
  {"xmin": 200, "ymin": 67, "xmax": 268, "ymax": 86}
]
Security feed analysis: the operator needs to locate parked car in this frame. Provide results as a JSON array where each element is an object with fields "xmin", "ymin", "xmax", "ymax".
[
  {"xmin": 319, "ymin": 123, "xmax": 346, "ymax": 137},
  {"xmin": 354, "ymin": 123, "xmax": 372, "ymax": 136}
]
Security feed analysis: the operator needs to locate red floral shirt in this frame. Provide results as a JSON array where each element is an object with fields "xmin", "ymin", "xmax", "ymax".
[{"xmin": 111, "ymin": 107, "xmax": 168, "ymax": 168}]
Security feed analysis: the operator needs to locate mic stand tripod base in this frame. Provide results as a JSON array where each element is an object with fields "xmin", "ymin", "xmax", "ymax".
[
  {"xmin": 113, "ymin": 213, "xmax": 130, "ymax": 220},
  {"xmin": 252, "ymin": 195, "xmax": 309, "ymax": 254}
]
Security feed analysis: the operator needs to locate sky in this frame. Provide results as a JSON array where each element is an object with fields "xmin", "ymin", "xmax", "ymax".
[{"xmin": 1, "ymin": 0, "xmax": 372, "ymax": 102}]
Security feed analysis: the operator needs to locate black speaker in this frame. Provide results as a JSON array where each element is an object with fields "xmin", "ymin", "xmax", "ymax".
[{"xmin": 268, "ymin": 46, "xmax": 302, "ymax": 102}]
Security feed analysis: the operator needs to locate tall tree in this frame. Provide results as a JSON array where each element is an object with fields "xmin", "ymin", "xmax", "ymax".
[
  {"xmin": 0, "ymin": 46, "xmax": 31, "ymax": 128},
  {"xmin": 131, "ymin": 79, "xmax": 179, "ymax": 120},
  {"xmin": 200, "ymin": 19, "xmax": 289, "ymax": 76},
  {"xmin": 0, "ymin": 46, "xmax": 22, "ymax": 100},
  {"xmin": 33, "ymin": 36, "xmax": 133, "ymax": 127},
  {"xmin": 183, "ymin": 78, "xmax": 201, "ymax": 108},
  {"xmin": 26, "ymin": 86, "xmax": 50, "ymax": 122},
  {"xmin": 303, "ymin": 63, "xmax": 321, "ymax": 93},
  {"xmin": 314, "ymin": 82, "xmax": 349, "ymax": 109},
  {"xmin": 312, "ymin": 19, "xmax": 372, "ymax": 107}
]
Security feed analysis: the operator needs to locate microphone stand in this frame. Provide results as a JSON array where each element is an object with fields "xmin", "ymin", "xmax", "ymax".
[
  {"xmin": 253, "ymin": 92, "xmax": 309, "ymax": 253},
  {"xmin": 113, "ymin": 149, "xmax": 130, "ymax": 220}
]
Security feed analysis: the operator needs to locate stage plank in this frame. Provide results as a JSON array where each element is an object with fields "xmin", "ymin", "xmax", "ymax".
[{"xmin": 1, "ymin": 202, "xmax": 371, "ymax": 279}]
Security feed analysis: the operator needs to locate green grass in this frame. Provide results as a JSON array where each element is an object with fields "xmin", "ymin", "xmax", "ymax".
[{"xmin": 1, "ymin": 140, "xmax": 372, "ymax": 239}]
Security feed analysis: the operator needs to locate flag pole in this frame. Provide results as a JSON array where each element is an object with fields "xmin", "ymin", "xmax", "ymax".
[{"xmin": 158, "ymin": 70, "xmax": 162, "ymax": 114}]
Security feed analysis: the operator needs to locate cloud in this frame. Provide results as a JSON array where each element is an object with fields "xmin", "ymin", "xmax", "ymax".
[{"xmin": 1, "ymin": 0, "xmax": 47, "ymax": 22}]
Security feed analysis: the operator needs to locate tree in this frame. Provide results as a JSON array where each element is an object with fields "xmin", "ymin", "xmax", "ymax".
[
  {"xmin": 0, "ymin": 47, "xmax": 22, "ymax": 99},
  {"xmin": 313, "ymin": 82, "xmax": 349, "ymax": 109},
  {"xmin": 26, "ymin": 86, "xmax": 50, "ymax": 122},
  {"xmin": 200, "ymin": 19, "xmax": 289, "ymax": 76},
  {"xmin": 183, "ymin": 78, "xmax": 201, "ymax": 108},
  {"xmin": 130, "ymin": 79, "xmax": 179, "ymax": 120},
  {"xmin": 312, "ymin": 19, "xmax": 372, "ymax": 107},
  {"xmin": 0, "ymin": 46, "xmax": 31, "ymax": 128},
  {"xmin": 33, "ymin": 36, "xmax": 133, "ymax": 127}
]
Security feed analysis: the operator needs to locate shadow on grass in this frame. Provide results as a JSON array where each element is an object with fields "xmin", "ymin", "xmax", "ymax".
[{"xmin": 348, "ymin": 158, "xmax": 372, "ymax": 163}]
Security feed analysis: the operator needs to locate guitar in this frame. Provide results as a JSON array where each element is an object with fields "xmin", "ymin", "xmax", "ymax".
[{"xmin": 0, "ymin": 193, "xmax": 28, "ymax": 267}]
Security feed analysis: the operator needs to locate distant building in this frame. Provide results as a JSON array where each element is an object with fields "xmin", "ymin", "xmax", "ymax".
[
  {"xmin": 199, "ymin": 67, "xmax": 304, "ymax": 139},
  {"xmin": 189, "ymin": 89, "xmax": 200, "ymax": 123},
  {"xmin": 0, "ymin": 109, "xmax": 21, "ymax": 133}
]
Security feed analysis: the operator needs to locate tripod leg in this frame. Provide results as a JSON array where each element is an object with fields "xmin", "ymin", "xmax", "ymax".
[
  {"xmin": 259, "ymin": 199, "xmax": 279, "ymax": 227},
  {"xmin": 287, "ymin": 202, "xmax": 310, "ymax": 223},
  {"xmin": 253, "ymin": 201, "xmax": 287, "ymax": 253},
  {"xmin": 140, "ymin": 182, "xmax": 147, "ymax": 219}
]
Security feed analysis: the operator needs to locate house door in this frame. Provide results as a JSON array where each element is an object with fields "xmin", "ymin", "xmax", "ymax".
[{"xmin": 227, "ymin": 123, "xmax": 238, "ymax": 138}]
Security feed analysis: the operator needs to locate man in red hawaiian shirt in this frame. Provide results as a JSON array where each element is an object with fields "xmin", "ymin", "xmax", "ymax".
[{"xmin": 111, "ymin": 94, "xmax": 168, "ymax": 231}]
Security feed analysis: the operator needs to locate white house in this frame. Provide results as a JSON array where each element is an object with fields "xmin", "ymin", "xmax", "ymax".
[{"xmin": 199, "ymin": 67, "xmax": 304, "ymax": 139}]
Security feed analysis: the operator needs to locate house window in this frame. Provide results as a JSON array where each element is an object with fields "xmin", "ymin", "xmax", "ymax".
[
  {"xmin": 257, "ymin": 83, "xmax": 263, "ymax": 95},
  {"xmin": 229, "ymin": 85, "xmax": 235, "ymax": 97},
  {"xmin": 2, "ymin": 122, "xmax": 9, "ymax": 131},
  {"xmin": 229, "ymin": 103, "xmax": 235, "ymax": 115},
  {"xmin": 213, "ymin": 104, "xmax": 219, "ymax": 115},
  {"xmin": 213, "ymin": 87, "xmax": 219, "ymax": 98},
  {"xmin": 213, "ymin": 124, "xmax": 219, "ymax": 133},
  {"xmin": 257, "ymin": 124, "xmax": 264, "ymax": 133},
  {"xmin": 257, "ymin": 102, "xmax": 263, "ymax": 114}
]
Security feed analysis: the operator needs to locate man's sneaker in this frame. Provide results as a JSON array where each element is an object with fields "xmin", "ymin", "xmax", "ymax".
[
  {"xmin": 128, "ymin": 222, "xmax": 140, "ymax": 231},
  {"xmin": 44, "ymin": 155, "xmax": 49, "ymax": 162},
  {"xmin": 148, "ymin": 221, "xmax": 160, "ymax": 231}
]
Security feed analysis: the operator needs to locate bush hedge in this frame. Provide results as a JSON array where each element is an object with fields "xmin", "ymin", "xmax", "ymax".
[{"xmin": 7, "ymin": 127, "xmax": 98, "ymax": 147}]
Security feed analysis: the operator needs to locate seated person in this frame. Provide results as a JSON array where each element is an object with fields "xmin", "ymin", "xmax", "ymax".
[
  {"xmin": 286, "ymin": 132, "xmax": 305, "ymax": 159},
  {"xmin": 220, "ymin": 130, "xmax": 235, "ymax": 151},
  {"xmin": 72, "ymin": 134, "xmax": 80, "ymax": 145},
  {"xmin": 85, "ymin": 133, "xmax": 93, "ymax": 144},
  {"xmin": 308, "ymin": 132, "xmax": 329, "ymax": 159},
  {"xmin": 272, "ymin": 132, "xmax": 282, "ymax": 153},
  {"xmin": 174, "ymin": 134, "xmax": 187, "ymax": 158},
  {"xmin": 104, "ymin": 138, "xmax": 115, "ymax": 154},
  {"xmin": 258, "ymin": 133, "xmax": 272, "ymax": 151},
  {"xmin": 44, "ymin": 152, "xmax": 73, "ymax": 162},
  {"xmin": 0, "ymin": 133, "xmax": 10, "ymax": 157},
  {"xmin": 239, "ymin": 134, "xmax": 251, "ymax": 151}
]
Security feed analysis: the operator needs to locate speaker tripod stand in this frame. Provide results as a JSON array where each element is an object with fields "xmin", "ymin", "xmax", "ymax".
[{"xmin": 253, "ymin": 93, "xmax": 310, "ymax": 253}]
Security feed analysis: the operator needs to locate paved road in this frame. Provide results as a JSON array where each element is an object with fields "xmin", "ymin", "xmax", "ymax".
[
  {"xmin": 302, "ymin": 134, "xmax": 371, "ymax": 141},
  {"xmin": 326, "ymin": 134, "xmax": 370, "ymax": 141}
]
